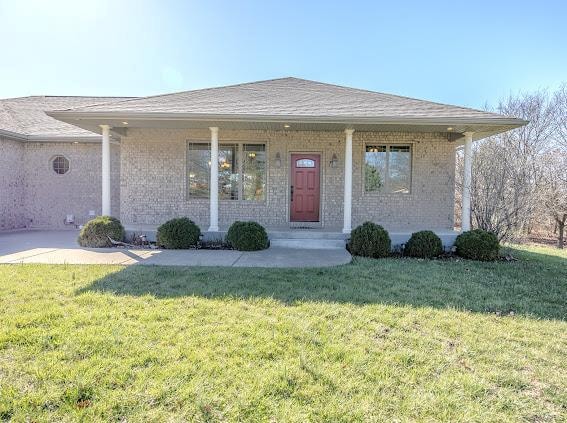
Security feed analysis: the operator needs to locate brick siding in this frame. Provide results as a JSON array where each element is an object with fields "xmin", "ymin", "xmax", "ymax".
[
  {"xmin": 120, "ymin": 128, "xmax": 455, "ymax": 232},
  {"xmin": 0, "ymin": 137, "xmax": 26, "ymax": 230},
  {"xmin": 0, "ymin": 139, "xmax": 120, "ymax": 230}
]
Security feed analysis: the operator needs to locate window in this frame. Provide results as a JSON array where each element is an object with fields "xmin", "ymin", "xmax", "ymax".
[
  {"xmin": 243, "ymin": 144, "xmax": 266, "ymax": 201},
  {"xmin": 365, "ymin": 145, "xmax": 411, "ymax": 193},
  {"xmin": 364, "ymin": 146, "xmax": 386, "ymax": 191},
  {"xmin": 295, "ymin": 158, "xmax": 315, "ymax": 168},
  {"xmin": 219, "ymin": 144, "xmax": 238, "ymax": 200},
  {"xmin": 187, "ymin": 142, "xmax": 266, "ymax": 201},
  {"xmin": 187, "ymin": 144, "xmax": 210, "ymax": 198},
  {"xmin": 52, "ymin": 155, "xmax": 69, "ymax": 175}
]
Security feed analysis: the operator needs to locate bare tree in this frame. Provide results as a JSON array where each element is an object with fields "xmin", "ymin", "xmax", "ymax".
[
  {"xmin": 555, "ymin": 84, "xmax": 567, "ymax": 150},
  {"xmin": 541, "ymin": 149, "xmax": 567, "ymax": 248},
  {"xmin": 466, "ymin": 90, "xmax": 556, "ymax": 241}
]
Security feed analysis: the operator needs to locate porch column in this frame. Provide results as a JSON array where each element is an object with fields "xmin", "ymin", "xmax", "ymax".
[
  {"xmin": 461, "ymin": 131, "xmax": 474, "ymax": 232},
  {"xmin": 343, "ymin": 129, "xmax": 354, "ymax": 234},
  {"xmin": 208, "ymin": 127, "xmax": 219, "ymax": 232},
  {"xmin": 100, "ymin": 124, "xmax": 111, "ymax": 216}
]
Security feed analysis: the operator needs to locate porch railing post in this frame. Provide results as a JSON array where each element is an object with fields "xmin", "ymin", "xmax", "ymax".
[
  {"xmin": 208, "ymin": 127, "xmax": 219, "ymax": 232},
  {"xmin": 461, "ymin": 131, "xmax": 474, "ymax": 232},
  {"xmin": 343, "ymin": 129, "xmax": 354, "ymax": 234},
  {"xmin": 100, "ymin": 124, "xmax": 111, "ymax": 216}
]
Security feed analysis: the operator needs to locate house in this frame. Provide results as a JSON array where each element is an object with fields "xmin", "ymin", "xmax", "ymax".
[{"xmin": 0, "ymin": 78, "xmax": 526, "ymax": 247}]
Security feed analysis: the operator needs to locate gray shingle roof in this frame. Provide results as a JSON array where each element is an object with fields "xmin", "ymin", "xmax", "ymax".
[
  {"xmin": 0, "ymin": 96, "xmax": 134, "ymax": 138},
  {"xmin": 57, "ymin": 77, "xmax": 511, "ymax": 121}
]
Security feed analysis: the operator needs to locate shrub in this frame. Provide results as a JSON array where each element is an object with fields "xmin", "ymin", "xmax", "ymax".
[
  {"xmin": 404, "ymin": 230, "xmax": 443, "ymax": 258},
  {"xmin": 78, "ymin": 216, "xmax": 125, "ymax": 248},
  {"xmin": 157, "ymin": 217, "xmax": 201, "ymax": 249},
  {"xmin": 226, "ymin": 221, "xmax": 269, "ymax": 251},
  {"xmin": 455, "ymin": 229, "xmax": 500, "ymax": 261},
  {"xmin": 349, "ymin": 222, "xmax": 391, "ymax": 258}
]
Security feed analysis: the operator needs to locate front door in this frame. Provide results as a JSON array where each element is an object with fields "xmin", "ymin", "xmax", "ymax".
[{"xmin": 290, "ymin": 153, "xmax": 320, "ymax": 222}]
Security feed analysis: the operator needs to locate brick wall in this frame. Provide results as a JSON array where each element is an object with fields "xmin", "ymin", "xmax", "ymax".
[
  {"xmin": 353, "ymin": 132, "xmax": 456, "ymax": 230},
  {"xmin": 121, "ymin": 128, "xmax": 456, "ymax": 232},
  {"xmin": 0, "ymin": 137, "xmax": 26, "ymax": 230},
  {"xmin": 21, "ymin": 142, "xmax": 120, "ymax": 228}
]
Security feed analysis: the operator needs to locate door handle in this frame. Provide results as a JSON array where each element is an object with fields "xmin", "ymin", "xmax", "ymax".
[{"xmin": 290, "ymin": 185, "xmax": 294, "ymax": 201}]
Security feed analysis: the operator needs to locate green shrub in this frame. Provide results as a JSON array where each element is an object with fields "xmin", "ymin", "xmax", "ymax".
[
  {"xmin": 455, "ymin": 229, "xmax": 500, "ymax": 261},
  {"xmin": 349, "ymin": 222, "xmax": 391, "ymax": 258},
  {"xmin": 404, "ymin": 230, "xmax": 443, "ymax": 258},
  {"xmin": 157, "ymin": 217, "xmax": 201, "ymax": 249},
  {"xmin": 226, "ymin": 221, "xmax": 269, "ymax": 251},
  {"xmin": 78, "ymin": 216, "xmax": 125, "ymax": 248}
]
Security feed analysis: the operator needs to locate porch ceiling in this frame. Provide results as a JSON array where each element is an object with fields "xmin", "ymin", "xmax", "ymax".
[{"xmin": 46, "ymin": 112, "xmax": 524, "ymax": 143}]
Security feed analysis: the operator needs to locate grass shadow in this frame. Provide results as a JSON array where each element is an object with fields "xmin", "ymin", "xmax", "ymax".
[{"xmin": 78, "ymin": 246, "xmax": 566, "ymax": 320}]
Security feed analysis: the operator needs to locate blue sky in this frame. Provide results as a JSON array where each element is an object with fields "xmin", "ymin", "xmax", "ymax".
[{"xmin": 1, "ymin": 0, "xmax": 565, "ymax": 109}]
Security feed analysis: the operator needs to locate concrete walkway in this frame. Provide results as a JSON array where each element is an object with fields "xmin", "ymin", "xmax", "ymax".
[{"xmin": 0, "ymin": 230, "xmax": 351, "ymax": 267}]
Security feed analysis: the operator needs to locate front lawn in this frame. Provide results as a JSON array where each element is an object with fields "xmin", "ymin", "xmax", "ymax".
[{"xmin": 0, "ymin": 245, "xmax": 565, "ymax": 421}]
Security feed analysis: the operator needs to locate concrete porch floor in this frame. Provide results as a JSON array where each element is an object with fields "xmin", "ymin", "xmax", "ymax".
[
  {"xmin": 123, "ymin": 223, "xmax": 459, "ymax": 249},
  {"xmin": 0, "ymin": 230, "xmax": 351, "ymax": 268}
]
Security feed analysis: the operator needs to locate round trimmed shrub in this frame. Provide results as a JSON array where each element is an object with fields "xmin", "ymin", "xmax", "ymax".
[
  {"xmin": 78, "ymin": 216, "xmax": 125, "ymax": 248},
  {"xmin": 455, "ymin": 229, "xmax": 500, "ymax": 261},
  {"xmin": 226, "ymin": 221, "xmax": 268, "ymax": 251},
  {"xmin": 349, "ymin": 222, "xmax": 391, "ymax": 258},
  {"xmin": 157, "ymin": 217, "xmax": 201, "ymax": 249},
  {"xmin": 404, "ymin": 230, "xmax": 443, "ymax": 258}
]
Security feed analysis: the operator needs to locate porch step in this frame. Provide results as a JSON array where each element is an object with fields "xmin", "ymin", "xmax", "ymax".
[
  {"xmin": 269, "ymin": 230, "xmax": 348, "ymax": 240},
  {"xmin": 270, "ymin": 238, "xmax": 346, "ymax": 250},
  {"xmin": 268, "ymin": 230, "xmax": 347, "ymax": 249}
]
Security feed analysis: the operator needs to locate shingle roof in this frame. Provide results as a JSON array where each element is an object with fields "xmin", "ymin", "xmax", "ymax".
[
  {"xmin": 0, "ymin": 96, "xmax": 134, "ymax": 138},
  {"xmin": 56, "ymin": 77, "xmax": 511, "ymax": 121}
]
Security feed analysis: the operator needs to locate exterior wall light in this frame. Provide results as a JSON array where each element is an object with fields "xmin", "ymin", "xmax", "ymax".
[
  {"xmin": 330, "ymin": 153, "xmax": 338, "ymax": 168},
  {"xmin": 274, "ymin": 152, "xmax": 282, "ymax": 168}
]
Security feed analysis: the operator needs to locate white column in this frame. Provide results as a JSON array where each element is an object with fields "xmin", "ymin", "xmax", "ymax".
[
  {"xmin": 461, "ymin": 131, "xmax": 474, "ymax": 232},
  {"xmin": 100, "ymin": 124, "xmax": 111, "ymax": 216},
  {"xmin": 343, "ymin": 129, "xmax": 354, "ymax": 234},
  {"xmin": 208, "ymin": 127, "xmax": 219, "ymax": 232}
]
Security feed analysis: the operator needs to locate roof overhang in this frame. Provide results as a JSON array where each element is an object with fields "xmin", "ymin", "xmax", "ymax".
[
  {"xmin": 0, "ymin": 128, "xmax": 118, "ymax": 144},
  {"xmin": 46, "ymin": 111, "xmax": 528, "ymax": 143},
  {"xmin": 0, "ymin": 129, "xmax": 28, "ymax": 141},
  {"xmin": 26, "ymin": 135, "xmax": 120, "ymax": 144}
]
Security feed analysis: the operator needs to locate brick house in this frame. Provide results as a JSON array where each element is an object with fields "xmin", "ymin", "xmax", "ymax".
[{"xmin": 1, "ymin": 78, "xmax": 526, "ymax": 247}]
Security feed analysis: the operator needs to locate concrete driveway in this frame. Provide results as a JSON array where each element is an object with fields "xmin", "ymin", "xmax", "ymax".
[{"xmin": 0, "ymin": 230, "xmax": 351, "ymax": 268}]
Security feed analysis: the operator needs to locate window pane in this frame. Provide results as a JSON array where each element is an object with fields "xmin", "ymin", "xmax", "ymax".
[
  {"xmin": 296, "ymin": 159, "xmax": 315, "ymax": 168},
  {"xmin": 389, "ymin": 146, "xmax": 411, "ymax": 193},
  {"xmin": 187, "ymin": 143, "xmax": 210, "ymax": 198},
  {"xmin": 243, "ymin": 144, "xmax": 266, "ymax": 201},
  {"xmin": 52, "ymin": 156, "xmax": 69, "ymax": 175},
  {"xmin": 365, "ymin": 145, "xmax": 386, "ymax": 191},
  {"xmin": 219, "ymin": 144, "xmax": 238, "ymax": 200},
  {"xmin": 187, "ymin": 143, "xmax": 239, "ymax": 200}
]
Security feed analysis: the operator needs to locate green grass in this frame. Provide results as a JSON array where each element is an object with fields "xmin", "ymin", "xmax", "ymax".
[{"xmin": 0, "ymin": 245, "xmax": 565, "ymax": 422}]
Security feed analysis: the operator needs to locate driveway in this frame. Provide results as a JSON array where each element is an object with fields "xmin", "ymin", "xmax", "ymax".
[{"xmin": 0, "ymin": 230, "xmax": 351, "ymax": 267}]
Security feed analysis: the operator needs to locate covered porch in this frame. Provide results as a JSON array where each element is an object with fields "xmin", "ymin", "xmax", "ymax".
[
  {"xmin": 71, "ymin": 122, "xmax": 478, "ymax": 239},
  {"xmin": 110, "ymin": 123, "xmax": 472, "ymax": 245}
]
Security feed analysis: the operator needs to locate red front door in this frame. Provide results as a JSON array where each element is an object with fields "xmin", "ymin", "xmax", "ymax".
[{"xmin": 290, "ymin": 153, "xmax": 320, "ymax": 222}]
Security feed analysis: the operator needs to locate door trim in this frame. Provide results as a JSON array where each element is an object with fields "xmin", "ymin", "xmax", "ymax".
[{"xmin": 289, "ymin": 152, "xmax": 322, "ymax": 223}]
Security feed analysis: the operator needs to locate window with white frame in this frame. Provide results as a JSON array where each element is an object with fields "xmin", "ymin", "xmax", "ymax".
[
  {"xmin": 187, "ymin": 142, "xmax": 266, "ymax": 200},
  {"xmin": 365, "ymin": 144, "xmax": 411, "ymax": 193}
]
